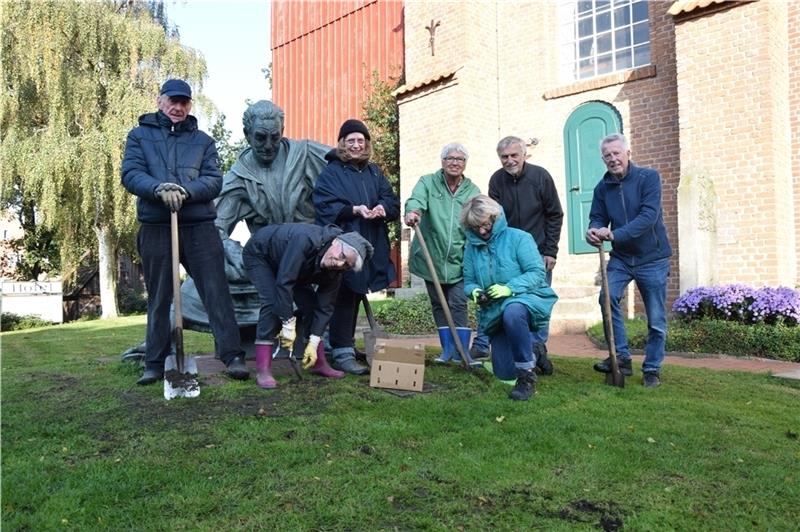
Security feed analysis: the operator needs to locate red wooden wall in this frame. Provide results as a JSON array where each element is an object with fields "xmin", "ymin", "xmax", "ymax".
[{"xmin": 271, "ymin": 0, "xmax": 405, "ymax": 145}]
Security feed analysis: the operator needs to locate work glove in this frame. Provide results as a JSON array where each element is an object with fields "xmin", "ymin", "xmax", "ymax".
[
  {"xmin": 278, "ymin": 317, "xmax": 296, "ymax": 349},
  {"xmin": 155, "ymin": 183, "xmax": 188, "ymax": 212},
  {"xmin": 302, "ymin": 334, "xmax": 321, "ymax": 369},
  {"xmin": 486, "ymin": 284, "xmax": 512, "ymax": 299}
]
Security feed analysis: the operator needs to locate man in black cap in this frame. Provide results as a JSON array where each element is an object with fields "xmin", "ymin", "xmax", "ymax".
[
  {"xmin": 121, "ymin": 78, "xmax": 250, "ymax": 385},
  {"xmin": 242, "ymin": 223, "xmax": 374, "ymax": 388}
]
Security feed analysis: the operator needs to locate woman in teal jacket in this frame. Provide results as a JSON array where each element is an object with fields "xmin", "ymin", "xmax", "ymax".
[
  {"xmin": 461, "ymin": 196, "xmax": 558, "ymax": 400},
  {"xmin": 404, "ymin": 143, "xmax": 481, "ymax": 363}
]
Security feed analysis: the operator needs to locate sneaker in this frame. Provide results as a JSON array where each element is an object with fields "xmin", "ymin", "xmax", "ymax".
[
  {"xmin": 226, "ymin": 356, "xmax": 250, "ymax": 380},
  {"xmin": 509, "ymin": 369, "xmax": 536, "ymax": 401},
  {"xmin": 469, "ymin": 345, "xmax": 490, "ymax": 360},
  {"xmin": 534, "ymin": 343, "xmax": 553, "ymax": 376},
  {"xmin": 137, "ymin": 368, "xmax": 163, "ymax": 386},
  {"xmin": 333, "ymin": 357, "xmax": 369, "ymax": 375},
  {"xmin": 643, "ymin": 373, "xmax": 661, "ymax": 388},
  {"xmin": 592, "ymin": 357, "xmax": 633, "ymax": 376}
]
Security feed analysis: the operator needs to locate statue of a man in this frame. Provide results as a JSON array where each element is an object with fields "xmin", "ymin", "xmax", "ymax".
[{"xmin": 180, "ymin": 100, "xmax": 330, "ymax": 333}]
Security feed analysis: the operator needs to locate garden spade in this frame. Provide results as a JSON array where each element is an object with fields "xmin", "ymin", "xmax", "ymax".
[
  {"xmin": 164, "ymin": 211, "xmax": 200, "ymax": 400},
  {"xmin": 413, "ymin": 224, "xmax": 479, "ymax": 370},
  {"xmin": 361, "ymin": 294, "xmax": 388, "ymax": 367},
  {"xmin": 598, "ymin": 245, "xmax": 625, "ymax": 388}
]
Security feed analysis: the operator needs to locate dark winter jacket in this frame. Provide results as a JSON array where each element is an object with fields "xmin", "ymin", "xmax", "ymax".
[
  {"xmin": 588, "ymin": 162, "xmax": 672, "ymax": 266},
  {"xmin": 242, "ymin": 223, "xmax": 344, "ymax": 337},
  {"xmin": 121, "ymin": 111, "xmax": 223, "ymax": 225},
  {"xmin": 488, "ymin": 162, "xmax": 564, "ymax": 258},
  {"xmin": 312, "ymin": 150, "xmax": 400, "ymax": 294}
]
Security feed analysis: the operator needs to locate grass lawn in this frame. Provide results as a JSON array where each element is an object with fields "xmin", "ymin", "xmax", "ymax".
[{"xmin": 2, "ymin": 316, "xmax": 799, "ymax": 530}]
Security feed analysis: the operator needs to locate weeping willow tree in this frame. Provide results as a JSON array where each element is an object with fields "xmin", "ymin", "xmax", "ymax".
[{"xmin": 1, "ymin": 0, "xmax": 207, "ymax": 318}]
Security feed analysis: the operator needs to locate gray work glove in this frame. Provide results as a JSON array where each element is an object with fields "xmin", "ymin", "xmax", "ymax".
[{"xmin": 155, "ymin": 183, "xmax": 188, "ymax": 212}]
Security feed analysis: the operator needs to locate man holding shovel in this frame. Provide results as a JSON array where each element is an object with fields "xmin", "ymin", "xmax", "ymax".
[
  {"xmin": 122, "ymin": 79, "xmax": 249, "ymax": 386},
  {"xmin": 586, "ymin": 133, "xmax": 672, "ymax": 388},
  {"xmin": 242, "ymin": 223, "xmax": 374, "ymax": 388},
  {"xmin": 404, "ymin": 143, "xmax": 481, "ymax": 363}
]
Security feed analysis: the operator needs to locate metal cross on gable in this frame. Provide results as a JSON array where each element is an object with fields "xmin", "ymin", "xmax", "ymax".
[{"xmin": 425, "ymin": 19, "xmax": 441, "ymax": 56}]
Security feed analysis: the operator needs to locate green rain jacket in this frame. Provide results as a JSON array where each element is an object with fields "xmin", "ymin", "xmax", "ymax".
[{"xmin": 404, "ymin": 170, "xmax": 481, "ymax": 284}]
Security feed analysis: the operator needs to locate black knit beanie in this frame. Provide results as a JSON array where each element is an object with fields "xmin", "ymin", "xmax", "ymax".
[{"xmin": 338, "ymin": 119, "xmax": 371, "ymax": 141}]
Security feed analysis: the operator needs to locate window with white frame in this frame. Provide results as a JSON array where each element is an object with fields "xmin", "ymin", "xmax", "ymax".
[{"xmin": 559, "ymin": 0, "xmax": 650, "ymax": 82}]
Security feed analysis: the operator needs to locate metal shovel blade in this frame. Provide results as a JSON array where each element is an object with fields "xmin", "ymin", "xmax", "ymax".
[
  {"xmin": 605, "ymin": 371, "xmax": 625, "ymax": 388},
  {"xmin": 164, "ymin": 354, "xmax": 200, "ymax": 400}
]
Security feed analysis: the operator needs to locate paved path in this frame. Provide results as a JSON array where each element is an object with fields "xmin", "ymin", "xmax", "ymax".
[
  {"xmin": 376, "ymin": 333, "xmax": 800, "ymax": 378},
  {"xmin": 193, "ymin": 333, "xmax": 800, "ymax": 379}
]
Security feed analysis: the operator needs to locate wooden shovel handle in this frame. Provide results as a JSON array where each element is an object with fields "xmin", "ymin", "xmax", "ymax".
[
  {"xmin": 598, "ymin": 245, "xmax": 621, "ymax": 381},
  {"xmin": 170, "ymin": 211, "xmax": 184, "ymax": 372}
]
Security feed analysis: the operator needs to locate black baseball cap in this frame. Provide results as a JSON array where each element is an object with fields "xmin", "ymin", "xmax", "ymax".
[{"xmin": 160, "ymin": 79, "xmax": 192, "ymax": 99}]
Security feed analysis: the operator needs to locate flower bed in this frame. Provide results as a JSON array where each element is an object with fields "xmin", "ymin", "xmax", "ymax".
[{"xmin": 672, "ymin": 284, "xmax": 800, "ymax": 326}]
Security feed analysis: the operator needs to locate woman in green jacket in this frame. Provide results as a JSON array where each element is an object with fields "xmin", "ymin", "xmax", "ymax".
[{"xmin": 404, "ymin": 143, "xmax": 481, "ymax": 363}]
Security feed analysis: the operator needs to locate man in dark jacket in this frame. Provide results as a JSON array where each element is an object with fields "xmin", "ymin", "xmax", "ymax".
[
  {"xmin": 121, "ymin": 79, "xmax": 249, "ymax": 385},
  {"xmin": 485, "ymin": 136, "xmax": 563, "ymax": 375},
  {"xmin": 586, "ymin": 133, "xmax": 672, "ymax": 388},
  {"xmin": 242, "ymin": 223, "xmax": 373, "ymax": 388}
]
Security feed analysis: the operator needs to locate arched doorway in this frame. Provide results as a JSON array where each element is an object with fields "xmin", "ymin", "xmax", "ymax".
[{"xmin": 563, "ymin": 101, "xmax": 621, "ymax": 254}]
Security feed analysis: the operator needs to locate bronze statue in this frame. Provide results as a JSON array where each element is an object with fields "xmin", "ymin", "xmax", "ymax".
[{"xmin": 180, "ymin": 100, "xmax": 330, "ymax": 336}]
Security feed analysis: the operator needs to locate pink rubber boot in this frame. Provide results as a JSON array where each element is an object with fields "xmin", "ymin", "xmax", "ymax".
[
  {"xmin": 255, "ymin": 343, "xmax": 277, "ymax": 389},
  {"xmin": 309, "ymin": 342, "xmax": 345, "ymax": 379}
]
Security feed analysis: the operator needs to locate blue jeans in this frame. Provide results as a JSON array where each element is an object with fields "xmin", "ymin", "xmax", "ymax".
[
  {"xmin": 489, "ymin": 303, "xmax": 535, "ymax": 380},
  {"xmin": 530, "ymin": 269, "xmax": 553, "ymax": 344},
  {"xmin": 138, "ymin": 222, "xmax": 244, "ymax": 371},
  {"xmin": 601, "ymin": 256, "xmax": 670, "ymax": 374},
  {"xmin": 473, "ymin": 268, "xmax": 552, "ymax": 351}
]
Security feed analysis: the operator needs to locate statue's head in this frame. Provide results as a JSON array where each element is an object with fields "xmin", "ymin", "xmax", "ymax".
[{"xmin": 242, "ymin": 100, "xmax": 285, "ymax": 167}]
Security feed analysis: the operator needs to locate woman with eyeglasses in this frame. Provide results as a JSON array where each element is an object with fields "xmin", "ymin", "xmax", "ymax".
[
  {"xmin": 461, "ymin": 195, "xmax": 558, "ymax": 400},
  {"xmin": 404, "ymin": 143, "xmax": 481, "ymax": 364},
  {"xmin": 313, "ymin": 119, "xmax": 400, "ymax": 374}
]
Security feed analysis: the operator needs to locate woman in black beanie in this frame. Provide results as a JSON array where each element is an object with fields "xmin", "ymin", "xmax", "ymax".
[{"xmin": 312, "ymin": 119, "xmax": 400, "ymax": 374}]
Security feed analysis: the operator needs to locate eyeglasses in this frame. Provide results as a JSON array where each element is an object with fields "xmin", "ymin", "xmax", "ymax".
[
  {"xmin": 345, "ymin": 138, "xmax": 366, "ymax": 146},
  {"xmin": 477, "ymin": 220, "xmax": 494, "ymax": 232},
  {"xmin": 444, "ymin": 156, "xmax": 466, "ymax": 163}
]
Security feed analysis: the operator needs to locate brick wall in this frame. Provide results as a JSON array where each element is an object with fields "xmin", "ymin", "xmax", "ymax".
[
  {"xmin": 399, "ymin": 0, "xmax": 797, "ymax": 315},
  {"xmin": 790, "ymin": 2, "xmax": 800, "ymax": 285},
  {"xmin": 400, "ymin": 1, "xmax": 681, "ymax": 310},
  {"xmin": 674, "ymin": 1, "xmax": 796, "ymax": 287}
]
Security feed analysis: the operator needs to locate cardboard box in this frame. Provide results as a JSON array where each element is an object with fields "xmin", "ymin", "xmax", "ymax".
[{"xmin": 369, "ymin": 342, "xmax": 426, "ymax": 392}]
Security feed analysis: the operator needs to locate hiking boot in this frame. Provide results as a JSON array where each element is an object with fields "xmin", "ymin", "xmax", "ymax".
[
  {"xmin": 226, "ymin": 356, "xmax": 250, "ymax": 380},
  {"xmin": 593, "ymin": 357, "xmax": 633, "ymax": 376},
  {"xmin": 509, "ymin": 369, "xmax": 536, "ymax": 401},
  {"xmin": 137, "ymin": 368, "xmax": 163, "ymax": 386},
  {"xmin": 333, "ymin": 357, "xmax": 369, "ymax": 375},
  {"xmin": 643, "ymin": 373, "xmax": 661, "ymax": 388},
  {"xmin": 533, "ymin": 343, "xmax": 553, "ymax": 376},
  {"xmin": 354, "ymin": 347, "xmax": 368, "ymax": 363},
  {"xmin": 469, "ymin": 345, "xmax": 490, "ymax": 360}
]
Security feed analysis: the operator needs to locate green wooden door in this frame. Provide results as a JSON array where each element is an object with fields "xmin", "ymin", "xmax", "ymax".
[{"xmin": 563, "ymin": 102, "xmax": 621, "ymax": 254}]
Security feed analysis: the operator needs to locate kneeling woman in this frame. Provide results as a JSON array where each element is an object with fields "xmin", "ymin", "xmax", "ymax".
[{"xmin": 461, "ymin": 195, "xmax": 558, "ymax": 400}]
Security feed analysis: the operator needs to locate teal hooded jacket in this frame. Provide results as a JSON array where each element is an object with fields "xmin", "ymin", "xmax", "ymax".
[{"xmin": 463, "ymin": 212, "xmax": 558, "ymax": 336}]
